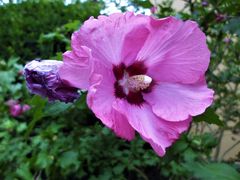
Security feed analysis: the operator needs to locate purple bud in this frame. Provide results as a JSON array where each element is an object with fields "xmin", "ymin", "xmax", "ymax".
[
  {"xmin": 24, "ymin": 60, "xmax": 79, "ymax": 103},
  {"xmin": 223, "ymin": 37, "xmax": 231, "ymax": 44},
  {"xmin": 150, "ymin": 6, "xmax": 157, "ymax": 14},
  {"xmin": 201, "ymin": 1, "xmax": 208, "ymax": 7},
  {"xmin": 216, "ymin": 14, "xmax": 226, "ymax": 22}
]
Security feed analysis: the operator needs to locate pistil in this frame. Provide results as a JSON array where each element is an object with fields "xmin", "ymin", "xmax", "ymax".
[{"xmin": 118, "ymin": 72, "xmax": 152, "ymax": 95}]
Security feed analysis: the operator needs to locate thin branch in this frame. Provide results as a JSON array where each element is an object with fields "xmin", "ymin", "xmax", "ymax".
[
  {"xmin": 132, "ymin": 166, "xmax": 149, "ymax": 180},
  {"xmin": 214, "ymin": 130, "xmax": 224, "ymax": 161},
  {"xmin": 221, "ymin": 140, "xmax": 240, "ymax": 160}
]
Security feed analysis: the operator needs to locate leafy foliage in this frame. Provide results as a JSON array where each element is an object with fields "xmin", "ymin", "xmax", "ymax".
[
  {"xmin": 194, "ymin": 107, "xmax": 223, "ymax": 126},
  {"xmin": 0, "ymin": 0, "xmax": 103, "ymax": 61},
  {"xmin": 0, "ymin": 0, "xmax": 239, "ymax": 179},
  {"xmin": 184, "ymin": 162, "xmax": 240, "ymax": 180}
]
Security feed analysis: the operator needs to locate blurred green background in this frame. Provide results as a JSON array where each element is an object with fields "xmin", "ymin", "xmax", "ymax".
[{"xmin": 0, "ymin": 0, "xmax": 239, "ymax": 179}]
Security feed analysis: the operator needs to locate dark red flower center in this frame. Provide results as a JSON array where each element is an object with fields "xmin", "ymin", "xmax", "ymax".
[{"xmin": 113, "ymin": 62, "xmax": 153, "ymax": 105}]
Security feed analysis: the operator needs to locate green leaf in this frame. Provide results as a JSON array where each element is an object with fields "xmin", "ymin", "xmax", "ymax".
[
  {"xmin": 30, "ymin": 95, "xmax": 47, "ymax": 120},
  {"xmin": 16, "ymin": 163, "xmax": 33, "ymax": 180},
  {"xmin": 7, "ymin": 57, "xmax": 20, "ymax": 68},
  {"xmin": 201, "ymin": 133, "xmax": 218, "ymax": 148},
  {"xmin": 2, "ymin": 119, "xmax": 16, "ymax": 130},
  {"xmin": 223, "ymin": 17, "xmax": 240, "ymax": 36},
  {"xmin": 35, "ymin": 152, "xmax": 53, "ymax": 169},
  {"xmin": 184, "ymin": 162, "xmax": 240, "ymax": 180},
  {"xmin": 58, "ymin": 151, "xmax": 79, "ymax": 168},
  {"xmin": 131, "ymin": 0, "xmax": 153, "ymax": 8},
  {"xmin": 16, "ymin": 123, "xmax": 27, "ymax": 133},
  {"xmin": 0, "ymin": 71, "xmax": 15, "ymax": 85},
  {"xmin": 113, "ymin": 165, "xmax": 125, "ymax": 175},
  {"xmin": 44, "ymin": 101, "xmax": 72, "ymax": 117},
  {"xmin": 194, "ymin": 108, "xmax": 223, "ymax": 126},
  {"xmin": 171, "ymin": 139, "xmax": 188, "ymax": 153},
  {"xmin": 183, "ymin": 148, "xmax": 198, "ymax": 162},
  {"xmin": 63, "ymin": 20, "xmax": 81, "ymax": 31},
  {"xmin": 24, "ymin": 95, "xmax": 47, "ymax": 138}
]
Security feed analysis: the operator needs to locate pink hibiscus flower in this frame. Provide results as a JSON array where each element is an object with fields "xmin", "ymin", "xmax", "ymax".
[{"xmin": 59, "ymin": 12, "xmax": 214, "ymax": 156}]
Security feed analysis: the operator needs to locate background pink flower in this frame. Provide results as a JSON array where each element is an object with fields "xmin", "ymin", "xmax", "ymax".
[
  {"xmin": 10, "ymin": 104, "xmax": 22, "ymax": 117},
  {"xmin": 22, "ymin": 104, "xmax": 31, "ymax": 112},
  {"xmin": 150, "ymin": 6, "xmax": 157, "ymax": 14},
  {"xmin": 59, "ymin": 12, "xmax": 214, "ymax": 156},
  {"xmin": 6, "ymin": 99, "xmax": 18, "ymax": 106},
  {"xmin": 6, "ymin": 99, "xmax": 31, "ymax": 117}
]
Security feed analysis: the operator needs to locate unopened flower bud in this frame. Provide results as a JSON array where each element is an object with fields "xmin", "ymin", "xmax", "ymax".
[
  {"xmin": 24, "ymin": 60, "xmax": 79, "ymax": 103},
  {"xmin": 216, "ymin": 14, "xmax": 226, "ymax": 22},
  {"xmin": 201, "ymin": 0, "xmax": 208, "ymax": 7},
  {"xmin": 150, "ymin": 6, "xmax": 157, "ymax": 14}
]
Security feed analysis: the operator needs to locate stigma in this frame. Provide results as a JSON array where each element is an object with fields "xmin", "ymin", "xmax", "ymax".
[{"xmin": 118, "ymin": 73, "xmax": 152, "ymax": 95}]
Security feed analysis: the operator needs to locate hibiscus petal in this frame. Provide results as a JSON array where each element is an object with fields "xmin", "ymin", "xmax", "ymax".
[
  {"xmin": 114, "ymin": 100, "xmax": 191, "ymax": 156},
  {"xmin": 121, "ymin": 21, "xmax": 150, "ymax": 66},
  {"xmin": 137, "ymin": 16, "xmax": 210, "ymax": 84},
  {"xmin": 59, "ymin": 46, "xmax": 93, "ymax": 89},
  {"xmin": 75, "ymin": 12, "xmax": 149, "ymax": 66},
  {"xmin": 144, "ymin": 82, "xmax": 214, "ymax": 121},
  {"xmin": 145, "ymin": 117, "xmax": 191, "ymax": 156},
  {"xmin": 112, "ymin": 109, "xmax": 135, "ymax": 141},
  {"xmin": 87, "ymin": 65, "xmax": 135, "ymax": 140}
]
